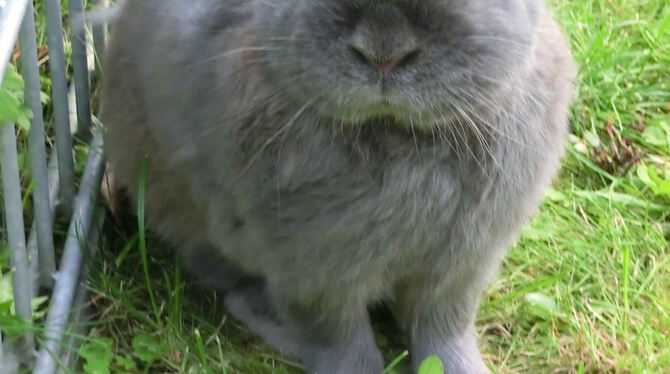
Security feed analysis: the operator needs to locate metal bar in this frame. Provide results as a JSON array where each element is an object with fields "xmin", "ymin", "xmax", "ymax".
[
  {"xmin": 68, "ymin": 0, "xmax": 92, "ymax": 140},
  {"xmin": 19, "ymin": 0, "xmax": 57, "ymax": 289},
  {"xmin": 0, "ymin": 123, "xmax": 36, "ymax": 361},
  {"xmin": 29, "ymin": 40, "xmax": 98, "ymax": 295},
  {"xmin": 0, "ymin": 0, "xmax": 30, "ymax": 86},
  {"xmin": 33, "ymin": 131, "xmax": 105, "ymax": 374},
  {"xmin": 59, "ymin": 211, "xmax": 105, "ymax": 373},
  {"xmin": 28, "ymin": 152, "xmax": 61, "ymax": 298},
  {"xmin": 0, "ymin": 323, "xmax": 20, "ymax": 373},
  {"xmin": 44, "ymin": 0, "xmax": 76, "ymax": 214}
]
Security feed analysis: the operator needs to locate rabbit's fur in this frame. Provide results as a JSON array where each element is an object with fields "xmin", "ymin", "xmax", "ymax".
[{"xmin": 101, "ymin": 0, "xmax": 575, "ymax": 372}]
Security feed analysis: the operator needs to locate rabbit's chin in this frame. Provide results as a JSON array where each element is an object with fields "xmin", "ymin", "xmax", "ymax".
[{"xmin": 316, "ymin": 101, "xmax": 461, "ymax": 132}]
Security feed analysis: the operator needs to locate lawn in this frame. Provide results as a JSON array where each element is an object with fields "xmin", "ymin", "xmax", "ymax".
[{"xmin": 1, "ymin": 0, "xmax": 669, "ymax": 373}]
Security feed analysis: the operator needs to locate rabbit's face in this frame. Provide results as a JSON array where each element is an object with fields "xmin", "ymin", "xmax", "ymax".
[{"xmin": 253, "ymin": 0, "xmax": 540, "ymax": 127}]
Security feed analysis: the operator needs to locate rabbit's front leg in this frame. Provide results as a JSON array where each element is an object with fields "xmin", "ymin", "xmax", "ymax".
[
  {"xmin": 225, "ymin": 284, "xmax": 384, "ymax": 374},
  {"xmin": 395, "ymin": 273, "xmax": 491, "ymax": 374}
]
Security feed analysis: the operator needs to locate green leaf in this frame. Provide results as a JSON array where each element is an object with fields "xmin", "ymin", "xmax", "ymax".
[
  {"xmin": 0, "ymin": 273, "xmax": 47, "ymax": 318},
  {"xmin": 525, "ymin": 292, "xmax": 562, "ymax": 320},
  {"xmin": 417, "ymin": 355, "xmax": 444, "ymax": 374},
  {"xmin": 40, "ymin": 91, "xmax": 50, "ymax": 105},
  {"xmin": 16, "ymin": 104, "xmax": 33, "ymax": 131},
  {"xmin": 30, "ymin": 296, "xmax": 48, "ymax": 319},
  {"xmin": 78, "ymin": 339, "xmax": 113, "ymax": 374},
  {"xmin": 116, "ymin": 355, "xmax": 137, "ymax": 371},
  {"xmin": 660, "ymin": 120, "xmax": 670, "ymax": 150},
  {"xmin": 544, "ymin": 188, "xmax": 567, "ymax": 202},
  {"xmin": 132, "ymin": 334, "xmax": 164, "ymax": 364},
  {"xmin": 0, "ymin": 313, "xmax": 31, "ymax": 338},
  {"xmin": 0, "ymin": 273, "xmax": 13, "ymax": 305},
  {"xmin": 642, "ymin": 126, "xmax": 668, "ymax": 147},
  {"xmin": 0, "ymin": 90, "xmax": 23, "ymax": 124},
  {"xmin": 636, "ymin": 164, "xmax": 658, "ymax": 192},
  {"xmin": 655, "ymin": 180, "xmax": 670, "ymax": 195},
  {"xmin": 0, "ymin": 300, "xmax": 12, "ymax": 314},
  {"xmin": 583, "ymin": 129, "xmax": 600, "ymax": 147},
  {"xmin": 0, "ymin": 64, "xmax": 32, "ymax": 127},
  {"xmin": 647, "ymin": 164, "xmax": 662, "ymax": 183},
  {"xmin": 521, "ymin": 224, "xmax": 554, "ymax": 241},
  {"xmin": 642, "ymin": 122, "xmax": 670, "ymax": 149},
  {"xmin": 1, "ymin": 64, "xmax": 24, "ymax": 93}
]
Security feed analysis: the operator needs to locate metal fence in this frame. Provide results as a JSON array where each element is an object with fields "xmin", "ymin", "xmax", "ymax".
[{"xmin": 0, "ymin": 0, "xmax": 106, "ymax": 372}]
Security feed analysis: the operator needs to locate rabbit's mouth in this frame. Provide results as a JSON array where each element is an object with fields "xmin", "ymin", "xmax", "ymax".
[
  {"xmin": 317, "ymin": 97, "xmax": 461, "ymax": 131},
  {"xmin": 325, "ymin": 99, "xmax": 410, "ymax": 124},
  {"xmin": 369, "ymin": 100, "xmax": 398, "ymax": 116}
]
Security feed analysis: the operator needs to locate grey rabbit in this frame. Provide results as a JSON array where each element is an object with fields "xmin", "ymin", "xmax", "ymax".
[{"xmin": 101, "ymin": 0, "xmax": 576, "ymax": 373}]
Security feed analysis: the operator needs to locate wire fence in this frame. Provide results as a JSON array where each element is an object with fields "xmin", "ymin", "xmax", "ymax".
[{"xmin": 0, "ymin": 0, "xmax": 106, "ymax": 372}]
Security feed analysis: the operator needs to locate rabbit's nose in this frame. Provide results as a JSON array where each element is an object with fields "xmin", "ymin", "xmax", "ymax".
[
  {"xmin": 347, "ymin": 4, "xmax": 420, "ymax": 74},
  {"xmin": 348, "ymin": 43, "xmax": 421, "ymax": 74}
]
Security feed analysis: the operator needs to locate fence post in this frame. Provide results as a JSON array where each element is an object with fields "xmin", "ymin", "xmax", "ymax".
[
  {"xmin": 33, "ymin": 132, "xmax": 105, "ymax": 374},
  {"xmin": 0, "ymin": 123, "xmax": 36, "ymax": 363},
  {"xmin": 18, "ymin": 0, "xmax": 57, "ymax": 289},
  {"xmin": 0, "ymin": 0, "xmax": 31, "ymax": 84},
  {"xmin": 2, "ymin": 0, "xmax": 109, "ymax": 370},
  {"xmin": 68, "ymin": 0, "xmax": 93, "ymax": 141},
  {"xmin": 44, "ymin": 0, "xmax": 76, "ymax": 215}
]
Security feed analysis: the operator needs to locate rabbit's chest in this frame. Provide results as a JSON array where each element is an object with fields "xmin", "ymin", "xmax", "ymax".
[
  {"xmin": 218, "ymin": 123, "xmax": 497, "ymax": 288},
  {"xmin": 264, "ymin": 124, "xmax": 483, "ymax": 251}
]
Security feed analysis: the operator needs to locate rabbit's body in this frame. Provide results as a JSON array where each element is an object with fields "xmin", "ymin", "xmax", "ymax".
[{"xmin": 102, "ymin": 0, "xmax": 575, "ymax": 372}]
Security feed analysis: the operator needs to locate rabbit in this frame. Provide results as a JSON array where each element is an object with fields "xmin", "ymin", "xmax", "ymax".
[{"xmin": 101, "ymin": 0, "xmax": 576, "ymax": 373}]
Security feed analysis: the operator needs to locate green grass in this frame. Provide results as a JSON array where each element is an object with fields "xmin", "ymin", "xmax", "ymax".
[
  {"xmin": 476, "ymin": 1, "xmax": 670, "ymax": 372},
  {"xmin": 2, "ymin": 0, "xmax": 670, "ymax": 372}
]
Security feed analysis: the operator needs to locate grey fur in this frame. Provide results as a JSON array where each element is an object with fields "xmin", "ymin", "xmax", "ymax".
[{"xmin": 101, "ymin": 0, "xmax": 576, "ymax": 373}]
